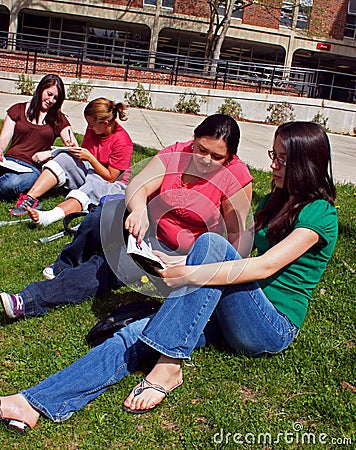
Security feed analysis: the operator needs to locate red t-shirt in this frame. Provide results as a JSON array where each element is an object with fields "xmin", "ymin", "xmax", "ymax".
[
  {"xmin": 81, "ymin": 122, "xmax": 133, "ymax": 184},
  {"xmin": 149, "ymin": 140, "xmax": 253, "ymax": 252},
  {"xmin": 6, "ymin": 102, "xmax": 70, "ymax": 168}
]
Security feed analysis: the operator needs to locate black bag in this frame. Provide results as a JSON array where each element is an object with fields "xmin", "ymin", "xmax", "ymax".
[{"xmin": 85, "ymin": 300, "xmax": 162, "ymax": 347}]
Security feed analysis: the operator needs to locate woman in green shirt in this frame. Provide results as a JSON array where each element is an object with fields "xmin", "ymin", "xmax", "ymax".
[{"xmin": 0, "ymin": 121, "xmax": 338, "ymax": 430}]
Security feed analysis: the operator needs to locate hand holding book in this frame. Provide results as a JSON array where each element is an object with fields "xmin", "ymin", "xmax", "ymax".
[{"xmin": 126, "ymin": 233, "xmax": 166, "ymax": 276}]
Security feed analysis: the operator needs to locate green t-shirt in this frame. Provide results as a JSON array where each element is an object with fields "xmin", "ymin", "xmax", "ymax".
[{"xmin": 254, "ymin": 197, "xmax": 338, "ymax": 328}]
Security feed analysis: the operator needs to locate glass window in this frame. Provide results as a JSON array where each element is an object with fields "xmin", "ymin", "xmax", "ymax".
[
  {"xmin": 349, "ymin": 0, "xmax": 356, "ymax": 14},
  {"xmin": 296, "ymin": 0, "xmax": 312, "ymax": 29},
  {"xmin": 280, "ymin": 1, "xmax": 294, "ymax": 27},
  {"xmin": 0, "ymin": 9, "xmax": 9, "ymax": 34},
  {"xmin": 345, "ymin": 0, "xmax": 356, "ymax": 38},
  {"xmin": 144, "ymin": 0, "xmax": 174, "ymax": 7},
  {"xmin": 218, "ymin": 1, "xmax": 243, "ymax": 19},
  {"xmin": 345, "ymin": 14, "xmax": 356, "ymax": 39},
  {"xmin": 22, "ymin": 14, "xmax": 49, "ymax": 30},
  {"xmin": 162, "ymin": 0, "xmax": 174, "ymax": 7},
  {"xmin": 280, "ymin": 0, "xmax": 312, "ymax": 30}
]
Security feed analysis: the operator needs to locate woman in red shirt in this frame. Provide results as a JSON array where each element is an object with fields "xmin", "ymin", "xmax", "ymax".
[{"xmin": 10, "ymin": 97, "xmax": 133, "ymax": 226}]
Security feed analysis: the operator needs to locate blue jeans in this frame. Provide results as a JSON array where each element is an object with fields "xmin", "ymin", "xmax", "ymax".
[
  {"xmin": 0, "ymin": 158, "xmax": 41, "ymax": 200},
  {"xmin": 53, "ymin": 205, "xmax": 106, "ymax": 275},
  {"xmin": 20, "ymin": 199, "xmax": 174, "ymax": 315},
  {"xmin": 21, "ymin": 233, "xmax": 299, "ymax": 422},
  {"xmin": 53, "ymin": 196, "xmax": 125, "ymax": 274}
]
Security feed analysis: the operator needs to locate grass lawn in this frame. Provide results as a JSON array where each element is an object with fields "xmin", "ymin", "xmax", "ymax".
[{"xmin": 0, "ymin": 131, "xmax": 355, "ymax": 449}]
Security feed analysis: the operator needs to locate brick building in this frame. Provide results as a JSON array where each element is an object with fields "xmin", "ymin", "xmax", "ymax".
[{"xmin": 0, "ymin": 1, "xmax": 355, "ymax": 92}]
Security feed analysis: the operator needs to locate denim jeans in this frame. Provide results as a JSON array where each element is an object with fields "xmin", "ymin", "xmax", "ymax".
[
  {"xmin": 53, "ymin": 204, "xmax": 106, "ymax": 275},
  {"xmin": 20, "ymin": 199, "xmax": 175, "ymax": 315},
  {"xmin": 0, "ymin": 158, "xmax": 41, "ymax": 200},
  {"xmin": 21, "ymin": 232, "xmax": 299, "ymax": 422},
  {"xmin": 53, "ymin": 196, "xmax": 126, "ymax": 274}
]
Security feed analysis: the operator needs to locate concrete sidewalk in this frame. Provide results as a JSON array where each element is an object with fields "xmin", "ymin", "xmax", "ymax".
[{"xmin": 0, "ymin": 93, "xmax": 355, "ymax": 184}]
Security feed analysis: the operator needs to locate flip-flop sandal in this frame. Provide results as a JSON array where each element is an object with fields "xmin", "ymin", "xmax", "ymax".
[
  {"xmin": 0, "ymin": 400, "xmax": 32, "ymax": 434},
  {"xmin": 122, "ymin": 377, "xmax": 183, "ymax": 415}
]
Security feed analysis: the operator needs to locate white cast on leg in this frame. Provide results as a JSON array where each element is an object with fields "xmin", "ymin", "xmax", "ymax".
[{"xmin": 32, "ymin": 207, "xmax": 65, "ymax": 227}]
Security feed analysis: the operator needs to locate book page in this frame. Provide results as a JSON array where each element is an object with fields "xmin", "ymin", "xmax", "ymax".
[
  {"xmin": 0, "ymin": 157, "xmax": 33, "ymax": 173},
  {"xmin": 126, "ymin": 234, "xmax": 166, "ymax": 273}
]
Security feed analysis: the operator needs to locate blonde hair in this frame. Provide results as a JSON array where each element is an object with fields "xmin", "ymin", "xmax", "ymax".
[{"xmin": 84, "ymin": 97, "xmax": 127, "ymax": 123}]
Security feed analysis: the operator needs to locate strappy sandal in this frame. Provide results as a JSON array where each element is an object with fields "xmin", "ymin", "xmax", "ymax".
[
  {"xmin": 0, "ymin": 400, "xmax": 32, "ymax": 434},
  {"xmin": 122, "ymin": 377, "xmax": 183, "ymax": 415}
]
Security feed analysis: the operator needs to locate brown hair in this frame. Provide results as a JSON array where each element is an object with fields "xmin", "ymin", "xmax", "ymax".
[
  {"xmin": 27, "ymin": 74, "xmax": 66, "ymax": 129},
  {"xmin": 84, "ymin": 97, "xmax": 127, "ymax": 123}
]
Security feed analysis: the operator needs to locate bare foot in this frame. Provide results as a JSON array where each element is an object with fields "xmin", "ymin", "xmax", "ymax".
[
  {"xmin": 0, "ymin": 394, "xmax": 39, "ymax": 429},
  {"xmin": 123, "ymin": 355, "xmax": 183, "ymax": 413},
  {"xmin": 27, "ymin": 206, "xmax": 40, "ymax": 223}
]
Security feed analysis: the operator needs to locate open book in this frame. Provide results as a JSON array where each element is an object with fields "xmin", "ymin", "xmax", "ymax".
[
  {"xmin": 0, "ymin": 157, "xmax": 33, "ymax": 173},
  {"xmin": 126, "ymin": 233, "xmax": 166, "ymax": 276},
  {"xmin": 50, "ymin": 146, "xmax": 82, "ymax": 157}
]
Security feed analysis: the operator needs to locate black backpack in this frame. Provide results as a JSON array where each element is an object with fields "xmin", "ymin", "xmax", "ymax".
[{"xmin": 85, "ymin": 300, "xmax": 162, "ymax": 347}]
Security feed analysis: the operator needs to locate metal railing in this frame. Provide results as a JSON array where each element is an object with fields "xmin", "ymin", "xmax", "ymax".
[{"xmin": 0, "ymin": 31, "xmax": 355, "ymax": 103}]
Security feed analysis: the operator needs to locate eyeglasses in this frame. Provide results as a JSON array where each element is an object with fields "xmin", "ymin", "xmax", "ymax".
[{"xmin": 267, "ymin": 150, "xmax": 287, "ymax": 167}]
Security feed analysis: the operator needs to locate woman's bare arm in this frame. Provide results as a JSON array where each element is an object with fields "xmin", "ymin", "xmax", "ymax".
[{"xmin": 159, "ymin": 228, "xmax": 320, "ymax": 288}]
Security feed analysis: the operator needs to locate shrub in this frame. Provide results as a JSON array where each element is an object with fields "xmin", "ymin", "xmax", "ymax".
[
  {"xmin": 312, "ymin": 102, "xmax": 330, "ymax": 132},
  {"xmin": 174, "ymin": 92, "xmax": 202, "ymax": 114},
  {"xmin": 312, "ymin": 110, "xmax": 330, "ymax": 132},
  {"xmin": 15, "ymin": 73, "xmax": 36, "ymax": 95},
  {"xmin": 266, "ymin": 101, "xmax": 295, "ymax": 125},
  {"xmin": 217, "ymin": 98, "xmax": 243, "ymax": 120},
  {"xmin": 124, "ymin": 82, "xmax": 153, "ymax": 109},
  {"xmin": 67, "ymin": 79, "xmax": 93, "ymax": 102}
]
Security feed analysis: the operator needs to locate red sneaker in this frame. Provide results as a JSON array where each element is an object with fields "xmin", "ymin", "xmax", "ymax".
[{"xmin": 9, "ymin": 194, "xmax": 39, "ymax": 217}]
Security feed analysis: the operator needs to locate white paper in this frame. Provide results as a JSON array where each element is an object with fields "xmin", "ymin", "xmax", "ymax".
[
  {"xmin": 0, "ymin": 157, "xmax": 33, "ymax": 173},
  {"xmin": 126, "ymin": 233, "xmax": 166, "ymax": 270}
]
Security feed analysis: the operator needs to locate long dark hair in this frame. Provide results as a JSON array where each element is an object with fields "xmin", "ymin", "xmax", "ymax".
[
  {"xmin": 27, "ymin": 74, "xmax": 65, "ymax": 129},
  {"xmin": 255, "ymin": 121, "xmax": 336, "ymax": 243},
  {"xmin": 194, "ymin": 114, "xmax": 240, "ymax": 159}
]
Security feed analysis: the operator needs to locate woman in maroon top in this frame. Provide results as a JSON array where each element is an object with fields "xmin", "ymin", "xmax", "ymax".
[{"xmin": 0, "ymin": 74, "xmax": 77, "ymax": 201}]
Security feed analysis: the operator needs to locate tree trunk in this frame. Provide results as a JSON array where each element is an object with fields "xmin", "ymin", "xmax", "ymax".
[
  {"xmin": 212, "ymin": 0, "xmax": 235, "ymax": 61},
  {"xmin": 210, "ymin": 0, "xmax": 235, "ymax": 73}
]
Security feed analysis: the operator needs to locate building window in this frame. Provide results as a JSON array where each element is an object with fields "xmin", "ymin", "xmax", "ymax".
[
  {"xmin": 17, "ymin": 12, "xmax": 150, "ymax": 59},
  {"xmin": 345, "ymin": 0, "xmax": 356, "ymax": 38},
  {"xmin": 144, "ymin": 0, "xmax": 174, "ymax": 8},
  {"xmin": 218, "ymin": 1, "xmax": 243, "ymax": 19},
  {"xmin": 349, "ymin": 0, "xmax": 356, "ymax": 14},
  {"xmin": 280, "ymin": 0, "xmax": 312, "ymax": 30},
  {"xmin": 280, "ymin": 1, "xmax": 294, "ymax": 27},
  {"xmin": 296, "ymin": 0, "xmax": 312, "ymax": 29}
]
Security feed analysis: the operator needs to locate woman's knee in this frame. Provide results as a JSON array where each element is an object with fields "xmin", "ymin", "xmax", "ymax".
[
  {"xmin": 187, "ymin": 233, "xmax": 236, "ymax": 265},
  {"xmin": 42, "ymin": 160, "xmax": 66, "ymax": 186}
]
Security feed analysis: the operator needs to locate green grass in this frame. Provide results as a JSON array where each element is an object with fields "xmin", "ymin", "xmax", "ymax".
[{"xmin": 0, "ymin": 134, "xmax": 355, "ymax": 449}]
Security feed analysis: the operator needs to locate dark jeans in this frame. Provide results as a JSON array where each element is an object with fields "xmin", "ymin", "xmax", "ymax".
[
  {"xmin": 19, "ymin": 198, "xmax": 173, "ymax": 316},
  {"xmin": 53, "ymin": 204, "xmax": 106, "ymax": 275}
]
